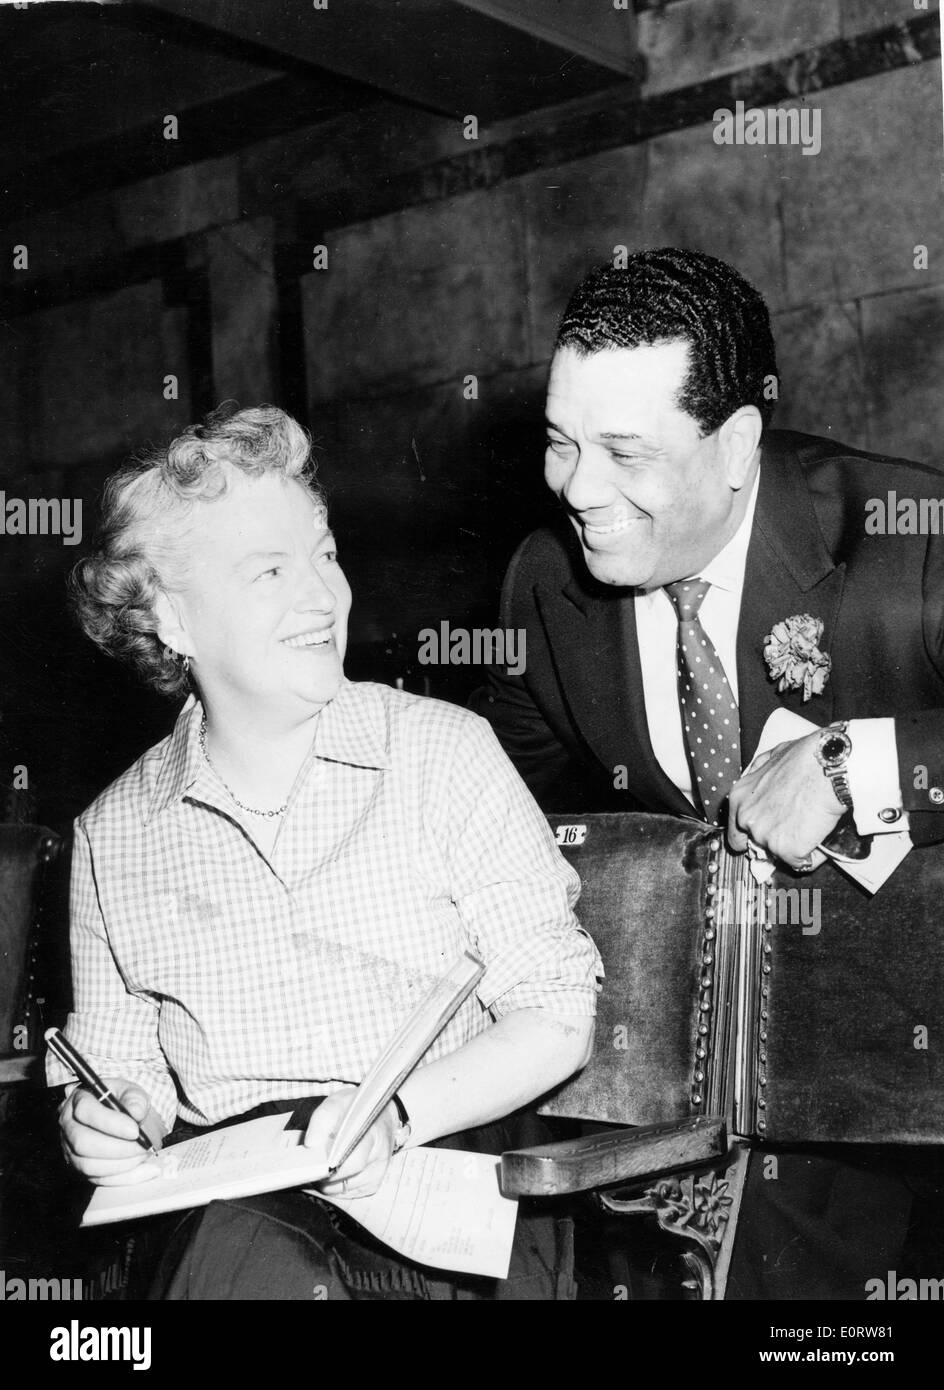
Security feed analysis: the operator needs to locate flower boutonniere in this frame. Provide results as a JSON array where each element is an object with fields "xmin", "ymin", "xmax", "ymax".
[{"xmin": 763, "ymin": 614, "xmax": 831, "ymax": 701}]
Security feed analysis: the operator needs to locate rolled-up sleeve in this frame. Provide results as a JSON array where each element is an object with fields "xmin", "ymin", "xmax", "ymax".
[
  {"xmin": 45, "ymin": 821, "xmax": 178, "ymax": 1133},
  {"xmin": 439, "ymin": 715, "xmax": 603, "ymax": 1017}
]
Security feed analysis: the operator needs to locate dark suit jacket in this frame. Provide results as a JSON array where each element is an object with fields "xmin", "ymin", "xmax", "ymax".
[{"xmin": 473, "ymin": 430, "xmax": 944, "ymax": 847}]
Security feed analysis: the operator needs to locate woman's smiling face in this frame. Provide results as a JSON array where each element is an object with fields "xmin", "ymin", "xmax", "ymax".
[{"xmin": 157, "ymin": 470, "xmax": 351, "ymax": 723}]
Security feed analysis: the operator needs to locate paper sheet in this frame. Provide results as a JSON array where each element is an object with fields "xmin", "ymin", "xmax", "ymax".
[
  {"xmin": 311, "ymin": 1147, "xmax": 518, "ymax": 1280},
  {"xmin": 748, "ymin": 709, "xmax": 911, "ymax": 893}
]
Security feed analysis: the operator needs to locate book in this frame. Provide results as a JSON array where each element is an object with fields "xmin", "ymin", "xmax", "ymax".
[
  {"xmin": 83, "ymin": 1111, "xmax": 518, "ymax": 1278},
  {"xmin": 539, "ymin": 812, "xmax": 944, "ymax": 1144},
  {"xmin": 82, "ymin": 1109, "xmax": 330, "ymax": 1226},
  {"xmin": 82, "ymin": 950, "xmax": 488, "ymax": 1221},
  {"xmin": 326, "ymin": 949, "xmax": 485, "ymax": 1169}
]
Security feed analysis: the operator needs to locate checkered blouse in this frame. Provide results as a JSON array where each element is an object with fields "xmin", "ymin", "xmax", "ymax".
[{"xmin": 47, "ymin": 680, "xmax": 601, "ymax": 1130}]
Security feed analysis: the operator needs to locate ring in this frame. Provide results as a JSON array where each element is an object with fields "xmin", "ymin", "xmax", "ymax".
[{"xmin": 796, "ymin": 856, "xmax": 815, "ymax": 874}]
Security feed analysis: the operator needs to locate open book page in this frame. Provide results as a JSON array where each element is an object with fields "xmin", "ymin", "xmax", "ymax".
[
  {"xmin": 81, "ymin": 1113, "xmax": 330, "ymax": 1227},
  {"xmin": 311, "ymin": 1147, "xmax": 519, "ymax": 1280}
]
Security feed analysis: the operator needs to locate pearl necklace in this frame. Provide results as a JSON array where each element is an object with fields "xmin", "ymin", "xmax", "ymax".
[{"xmin": 198, "ymin": 716, "xmax": 288, "ymax": 818}]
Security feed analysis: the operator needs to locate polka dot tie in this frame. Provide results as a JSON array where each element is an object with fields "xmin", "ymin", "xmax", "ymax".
[{"xmin": 664, "ymin": 579, "xmax": 741, "ymax": 825}]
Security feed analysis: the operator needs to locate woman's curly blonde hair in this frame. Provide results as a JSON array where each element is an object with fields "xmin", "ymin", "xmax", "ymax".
[{"xmin": 70, "ymin": 403, "xmax": 327, "ymax": 698}]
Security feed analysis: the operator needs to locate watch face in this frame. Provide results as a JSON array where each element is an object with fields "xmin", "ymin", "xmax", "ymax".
[{"xmin": 820, "ymin": 733, "xmax": 848, "ymax": 764}]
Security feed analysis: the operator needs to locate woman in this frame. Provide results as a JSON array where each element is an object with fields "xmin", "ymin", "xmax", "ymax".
[{"xmin": 50, "ymin": 403, "xmax": 602, "ymax": 1299}]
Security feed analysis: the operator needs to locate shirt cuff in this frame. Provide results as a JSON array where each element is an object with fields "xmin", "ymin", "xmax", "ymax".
[
  {"xmin": 492, "ymin": 980, "xmax": 601, "ymax": 1018},
  {"xmin": 845, "ymin": 718, "xmax": 911, "ymax": 836}
]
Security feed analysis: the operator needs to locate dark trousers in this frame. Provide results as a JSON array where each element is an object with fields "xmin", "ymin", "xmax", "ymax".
[{"xmin": 726, "ymin": 1145, "xmax": 944, "ymax": 1301}]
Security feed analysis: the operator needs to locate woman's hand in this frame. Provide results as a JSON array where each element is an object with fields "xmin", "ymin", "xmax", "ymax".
[
  {"xmin": 304, "ymin": 1087, "xmax": 400, "ymax": 1199},
  {"xmin": 58, "ymin": 1081, "xmax": 164, "ymax": 1187}
]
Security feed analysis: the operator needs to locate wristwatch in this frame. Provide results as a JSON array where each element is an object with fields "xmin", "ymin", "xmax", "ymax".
[
  {"xmin": 815, "ymin": 720, "xmax": 854, "ymax": 809},
  {"xmin": 390, "ymin": 1091, "xmax": 412, "ymax": 1153}
]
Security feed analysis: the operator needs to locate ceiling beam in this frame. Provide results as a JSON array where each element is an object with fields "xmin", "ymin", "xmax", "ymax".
[
  {"xmin": 147, "ymin": 0, "xmax": 638, "ymax": 121},
  {"xmin": 454, "ymin": 0, "xmax": 636, "ymax": 73},
  {"xmin": 2, "ymin": 72, "xmax": 377, "ymax": 222}
]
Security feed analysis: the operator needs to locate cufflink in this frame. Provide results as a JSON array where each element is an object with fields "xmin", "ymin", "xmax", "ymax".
[{"xmin": 878, "ymin": 807, "xmax": 902, "ymax": 824}]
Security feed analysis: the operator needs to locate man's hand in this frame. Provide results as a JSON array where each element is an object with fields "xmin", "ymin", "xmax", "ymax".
[
  {"xmin": 728, "ymin": 732, "xmax": 845, "ymax": 870},
  {"xmin": 58, "ymin": 1081, "xmax": 163, "ymax": 1186},
  {"xmin": 304, "ymin": 1087, "xmax": 400, "ymax": 1199}
]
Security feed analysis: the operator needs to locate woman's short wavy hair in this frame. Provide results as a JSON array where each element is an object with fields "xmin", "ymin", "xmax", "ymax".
[{"xmin": 70, "ymin": 403, "xmax": 326, "ymax": 698}]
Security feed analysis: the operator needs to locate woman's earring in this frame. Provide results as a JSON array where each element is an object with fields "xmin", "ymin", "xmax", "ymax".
[{"xmin": 164, "ymin": 646, "xmax": 190, "ymax": 680}]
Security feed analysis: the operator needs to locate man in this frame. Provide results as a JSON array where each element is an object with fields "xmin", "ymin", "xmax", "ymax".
[{"xmin": 474, "ymin": 247, "xmax": 944, "ymax": 1299}]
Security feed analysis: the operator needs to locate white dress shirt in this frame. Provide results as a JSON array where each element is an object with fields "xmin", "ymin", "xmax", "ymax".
[{"xmin": 634, "ymin": 469, "xmax": 907, "ymax": 832}]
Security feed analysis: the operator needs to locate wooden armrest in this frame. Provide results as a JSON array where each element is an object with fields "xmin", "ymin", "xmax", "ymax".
[
  {"xmin": 500, "ymin": 1115, "xmax": 727, "ymax": 1197},
  {"xmin": 0, "ymin": 1054, "xmax": 40, "ymax": 1085}
]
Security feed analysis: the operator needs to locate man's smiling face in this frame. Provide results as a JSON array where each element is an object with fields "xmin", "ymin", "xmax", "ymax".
[{"xmin": 544, "ymin": 341, "xmax": 755, "ymax": 591}]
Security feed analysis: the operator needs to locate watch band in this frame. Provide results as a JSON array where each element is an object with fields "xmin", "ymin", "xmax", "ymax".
[
  {"xmin": 391, "ymin": 1091, "xmax": 411, "ymax": 1153},
  {"xmin": 829, "ymin": 768, "xmax": 853, "ymax": 808}
]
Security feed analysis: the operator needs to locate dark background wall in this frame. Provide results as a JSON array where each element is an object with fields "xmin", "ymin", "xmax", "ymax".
[{"xmin": 0, "ymin": 0, "xmax": 941, "ymax": 832}]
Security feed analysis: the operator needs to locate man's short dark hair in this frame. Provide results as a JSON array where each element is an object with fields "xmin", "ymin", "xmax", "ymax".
[{"xmin": 555, "ymin": 247, "xmax": 779, "ymax": 435}]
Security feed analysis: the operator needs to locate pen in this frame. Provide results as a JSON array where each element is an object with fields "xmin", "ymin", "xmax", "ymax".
[{"xmin": 44, "ymin": 1027, "xmax": 160, "ymax": 1159}]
